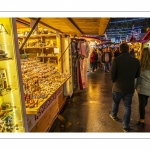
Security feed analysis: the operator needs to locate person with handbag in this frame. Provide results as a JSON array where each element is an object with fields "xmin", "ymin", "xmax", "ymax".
[{"xmin": 135, "ymin": 47, "xmax": 150, "ymax": 127}]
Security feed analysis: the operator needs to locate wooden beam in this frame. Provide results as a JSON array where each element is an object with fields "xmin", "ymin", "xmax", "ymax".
[
  {"xmin": 99, "ymin": 18, "xmax": 110, "ymax": 35},
  {"xmin": 16, "ymin": 18, "xmax": 30, "ymax": 27},
  {"xmin": 29, "ymin": 18, "xmax": 63, "ymax": 34},
  {"xmin": 61, "ymin": 18, "xmax": 83, "ymax": 36}
]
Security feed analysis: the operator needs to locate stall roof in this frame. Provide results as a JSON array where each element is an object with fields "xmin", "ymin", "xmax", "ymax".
[
  {"xmin": 129, "ymin": 33, "xmax": 146, "ymax": 42},
  {"xmin": 16, "ymin": 17, "xmax": 110, "ymax": 36},
  {"xmin": 142, "ymin": 30, "xmax": 150, "ymax": 41}
]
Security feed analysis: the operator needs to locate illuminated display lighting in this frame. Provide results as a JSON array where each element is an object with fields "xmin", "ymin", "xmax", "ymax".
[
  {"xmin": 0, "ymin": 24, "xmax": 19, "ymax": 128},
  {"xmin": 109, "ymin": 18, "xmax": 146, "ymax": 24}
]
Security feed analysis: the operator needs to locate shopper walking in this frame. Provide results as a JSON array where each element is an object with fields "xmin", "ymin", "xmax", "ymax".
[
  {"xmin": 102, "ymin": 47, "xmax": 112, "ymax": 73},
  {"xmin": 108, "ymin": 47, "xmax": 113, "ymax": 66},
  {"xmin": 114, "ymin": 48, "xmax": 120, "ymax": 58},
  {"xmin": 90, "ymin": 50, "xmax": 96, "ymax": 73},
  {"xmin": 135, "ymin": 47, "xmax": 150, "ymax": 127},
  {"xmin": 97, "ymin": 49, "xmax": 102, "ymax": 68},
  {"xmin": 130, "ymin": 48, "xmax": 136, "ymax": 57},
  {"xmin": 94, "ymin": 49, "xmax": 98, "ymax": 71},
  {"xmin": 109, "ymin": 43, "xmax": 140, "ymax": 132}
]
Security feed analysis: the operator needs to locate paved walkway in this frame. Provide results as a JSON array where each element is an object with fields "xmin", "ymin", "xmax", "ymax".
[{"xmin": 49, "ymin": 67, "xmax": 150, "ymax": 132}]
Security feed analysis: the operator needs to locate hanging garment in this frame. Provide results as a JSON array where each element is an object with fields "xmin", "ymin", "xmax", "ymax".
[
  {"xmin": 78, "ymin": 60, "xmax": 83, "ymax": 90},
  {"xmin": 72, "ymin": 41, "xmax": 76, "ymax": 53},
  {"xmin": 80, "ymin": 58, "xmax": 88, "ymax": 89},
  {"xmin": 83, "ymin": 58, "xmax": 88, "ymax": 88},
  {"xmin": 87, "ymin": 55, "xmax": 91, "ymax": 71},
  {"xmin": 85, "ymin": 42, "xmax": 90, "ymax": 58},
  {"xmin": 77, "ymin": 41, "xmax": 82, "ymax": 55},
  {"xmin": 77, "ymin": 59, "xmax": 80, "ymax": 89},
  {"xmin": 72, "ymin": 41, "xmax": 78, "ymax": 54},
  {"xmin": 80, "ymin": 41, "xmax": 87, "ymax": 58},
  {"xmin": 72, "ymin": 58, "xmax": 78, "ymax": 90}
]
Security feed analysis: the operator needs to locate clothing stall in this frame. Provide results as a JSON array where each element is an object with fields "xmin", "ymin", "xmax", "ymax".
[{"xmin": 71, "ymin": 38, "xmax": 90, "ymax": 91}]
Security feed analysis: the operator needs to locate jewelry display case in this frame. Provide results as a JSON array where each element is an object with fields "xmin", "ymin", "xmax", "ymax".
[{"xmin": 0, "ymin": 18, "xmax": 28, "ymax": 132}]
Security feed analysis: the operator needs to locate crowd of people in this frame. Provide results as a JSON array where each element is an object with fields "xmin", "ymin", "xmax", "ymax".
[
  {"xmin": 89, "ymin": 43, "xmax": 150, "ymax": 132},
  {"xmin": 89, "ymin": 45, "xmax": 137, "ymax": 74},
  {"xmin": 89, "ymin": 46, "xmax": 121, "ymax": 73}
]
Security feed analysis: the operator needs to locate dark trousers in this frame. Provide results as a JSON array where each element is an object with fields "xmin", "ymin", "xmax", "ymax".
[
  {"xmin": 138, "ymin": 94, "xmax": 149, "ymax": 119},
  {"xmin": 90, "ymin": 62, "xmax": 95, "ymax": 71},
  {"xmin": 95, "ymin": 60, "xmax": 98, "ymax": 70}
]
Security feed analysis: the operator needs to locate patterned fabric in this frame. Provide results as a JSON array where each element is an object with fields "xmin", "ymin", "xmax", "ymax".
[
  {"xmin": 71, "ymin": 39, "xmax": 89, "ymax": 90},
  {"xmin": 80, "ymin": 59, "xmax": 88, "ymax": 89}
]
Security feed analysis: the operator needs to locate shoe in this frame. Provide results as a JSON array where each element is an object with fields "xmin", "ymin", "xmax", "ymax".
[
  {"xmin": 123, "ymin": 126, "xmax": 130, "ymax": 132},
  {"xmin": 137, "ymin": 119, "xmax": 145, "ymax": 127},
  {"xmin": 137, "ymin": 121, "xmax": 145, "ymax": 127},
  {"xmin": 109, "ymin": 114, "xmax": 118, "ymax": 121}
]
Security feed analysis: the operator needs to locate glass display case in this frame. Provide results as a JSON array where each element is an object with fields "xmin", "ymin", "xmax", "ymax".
[{"xmin": 0, "ymin": 18, "xmax": 28, "ymax": 132}]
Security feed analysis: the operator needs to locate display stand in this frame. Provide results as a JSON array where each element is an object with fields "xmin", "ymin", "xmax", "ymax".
[
  {"xmin": 0, "ymin": 18, "xmax": 28, "ymax": 132},
  {"xmin": 27, "ymin": 75, "xmax": 71, "ymax": 132},
  {"xmin": 17, "ymin": 22, "xmax": 73, "ymax": 132},
  {"xmin": 0, "ymin": 18, "xmax": 73, "ymax": 132}
]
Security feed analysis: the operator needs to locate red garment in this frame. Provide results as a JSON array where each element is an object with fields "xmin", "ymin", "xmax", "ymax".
[{"xmin": 90, "ymin": 53, "xmax": 95, "ymax": 62}]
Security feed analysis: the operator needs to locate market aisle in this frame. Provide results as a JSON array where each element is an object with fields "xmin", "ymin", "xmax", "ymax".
[{"xmin": 49, "ymin": 67, "xmax": 150, "ymax": 132}]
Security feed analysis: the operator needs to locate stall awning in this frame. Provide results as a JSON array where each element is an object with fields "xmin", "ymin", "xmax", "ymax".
[
  {"xmin": 129, "ymin": 33, "xmax": 146, "ymax": 42},
  {"xmin": 142, "ymin": 30, "xmax": 150, "ymax": 41},
  {"xmin": 16, "ymin": 17, "xmax": 110, "ymax": 36}
]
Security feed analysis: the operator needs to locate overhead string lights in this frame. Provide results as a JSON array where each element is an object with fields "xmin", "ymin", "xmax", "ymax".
[{"xmin": 103, "ymin": 18, "xmax": 150, "ymax": 40}]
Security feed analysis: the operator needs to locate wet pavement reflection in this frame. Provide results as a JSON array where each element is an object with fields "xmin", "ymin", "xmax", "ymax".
[{"xmin": 49, "ymin": 67, "xmax": 150, "ymax": 132}]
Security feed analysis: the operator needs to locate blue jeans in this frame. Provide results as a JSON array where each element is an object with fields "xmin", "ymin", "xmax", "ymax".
[
  {"xmin": 104, "ymin": 62, "xmax": 110, "ymax": 72},
  {"xmin": 111, "ymin": 92, "xmax": 133, "ymax": 128}
]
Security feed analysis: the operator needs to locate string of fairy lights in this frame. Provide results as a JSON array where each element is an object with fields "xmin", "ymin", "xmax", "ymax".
[{"xmin": 100, "ymin": 18, "xmax": 150, "ymax": 40}]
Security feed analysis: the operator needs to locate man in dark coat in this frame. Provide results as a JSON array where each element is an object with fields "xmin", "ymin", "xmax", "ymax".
[
  {"xmin": 109, "ymin": 43, "xmax": 140, "ymax": 132},
  {"xmin": 101, "ymin": 47, "xmax": 112, "ymax": 73}
]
